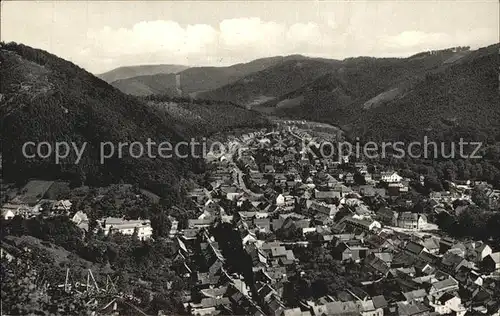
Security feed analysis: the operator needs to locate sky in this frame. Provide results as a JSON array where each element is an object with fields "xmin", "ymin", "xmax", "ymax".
[{"xmin": 1, "ymin": 1, "xmax": 498, "ymax": 74}]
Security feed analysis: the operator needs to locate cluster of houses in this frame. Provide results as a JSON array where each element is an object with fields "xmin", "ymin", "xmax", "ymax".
[
  {"xmin": 2, "ymin": 126, "xmax": 499, "ymax": 316},
  {"xmin": 71, "ymin": 211, "xmax": 154, "ymax": 240},
  {"xmin": 158, "ymin": 126, "xmax": 500, "ymax": 316},
  {"xmin": 1, "ymin": 180, "xmax": 155, "ymax": 241},
  {"xmin": 1, "ymin": 180, "xmax": 74, "ymax": 220}
]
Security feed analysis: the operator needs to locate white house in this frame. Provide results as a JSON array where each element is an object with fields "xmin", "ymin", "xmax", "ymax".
[
  {"xmin": 1, "ymin": 203, "xmax": 33, "ymax": 219},
  {"xmin": 226, "ymin": 192, "xmax": 241, "ymax": 201},
  {"xmin": 276, "ymin": 194, "xmax": 285, "ymax": 206},
  {"xmin": 53, "ymin": 200, "xmax": 72, "ymax": 212},
  {"xmin": 2, "ymin": 209, "xmax": 15, "ymax": 220},
  {"xmin": 359, "ymin": 299, "xmax": 384, "ymax": 316},
  {"xmin": 430, "ymin": 278, "xmax": 459, "ymax": 295},
  {"xmin": 168, "ymin": 218, "xmax": 179, "ymax": 238},
  {"xmin": 242, "ymin": 232, "xmax": 257, "ymax": 245},
  {"xmin": 345, "ymin": 215, "xmax": 382, "ymax": 231},
  {"xmin": 395, "ymin": 212, "xmax": 428, "ymax": 230},
  {"xmin": 473, "ymin": 243, "xmax": 493, "ymax": 262},
  {"xmin": 303, "ymin": 227, "xmax": 317, "ymax": 235},
  {"xmin": 0, "ymin": 247, "xmax": 14, "ymax": 262},
  {"xmin": 483, "ymin": 252, "xmax": 500, "ymax": 272},
  {"xmin": 381, "ymin": 171, "xmax": 403, "ymax": 183},
  {"xmin": 100, "ymin": 217, "xmax": 153, "ymax": 240},
  {"xmin": 429, "ymin": 293, "xmax": 466, "ymax": 316},
  {"xmin": 71, "ymin": 211, "xmax": 88, "ymax": 224}
]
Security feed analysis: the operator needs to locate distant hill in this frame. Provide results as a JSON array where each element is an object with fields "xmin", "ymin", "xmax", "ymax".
[
  {"xmin": 98, "ymin": 64, "xmax": 189, "ymax": 83},
  {"xmin": 141, "ymin": 95, "xmax": 270, "ymax": 136},
  {"xmin": 110, "ymin": 55, "xmax": 311, "ymax": 96},
  {"xmin": 255, "ymin": 44, "xmax": 499, "ymax": 142},
  {"xmin": 197, "ymin": 58, "xmax": 341, "ymax": 106},
  {"xmin": 111, "ymin": 73, "xmax": 179, "ymax": 96}
]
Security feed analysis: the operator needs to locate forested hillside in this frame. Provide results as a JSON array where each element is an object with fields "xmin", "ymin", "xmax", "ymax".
[
  {"xmin": 350, "ymin": 44, "xmax": 500, "ymax": 142},
  {"xmin": 142, "ymin": 95, "xmax": 270, "ymax": 136},
  {"xmin": 257, "ymin": 44, "xmax": 499, "ymax": 143},
  {"xmin": 0, "ymin": 42, "xmax": 200, "ymax": 200},
  {"xmin": 197, "ymin": 58, "xmax": 341, "ymax": 105},
  {"xmin": 110, "ymin": 73, "xmax": 180, "ymax": 96},
  {"xmin": 98, "ymin": 64, "xmax": 189, "ymax": 83},
  {"xmin": 109, "ymin": 55, "xmax": 311, "ymax": 96}
]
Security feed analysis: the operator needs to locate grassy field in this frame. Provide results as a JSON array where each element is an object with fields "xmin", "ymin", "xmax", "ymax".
[{"xmin": 14, "ymin": 180, "xmax": 55, "ymax": 205}]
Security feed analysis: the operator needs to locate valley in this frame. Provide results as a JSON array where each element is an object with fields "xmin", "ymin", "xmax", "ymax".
[{"xmin": 1, "ymin": 40, "xmax": 499, "ymax": 316}]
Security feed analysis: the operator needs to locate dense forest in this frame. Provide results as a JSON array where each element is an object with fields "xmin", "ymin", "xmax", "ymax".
[
  {"xmin": 109, "ymin": 55, "xmax": 310, "ymax": 96},
  {"xmin": 2, "ymin": 215, "xmax": 186, "ymax": 315},
  {"xmin": 0, "ymin": 43, "xmax": 271, "ymax": 204},
  {"xmin": 233, "ymin": 44, "xmax": 500, "ymax": 146},
  {"xmin": 350, "ymin": 44, "xmax": 500, "ymax": 143},
  {"xmin": 0, "ymin": 42, "xmax": 205, "ymax": 202},
  {"xmin": 141, "ymin": 94, "xmax": 271, "ymax": 136},
  {"xmin": 197, "ymin": 58, "xmax": 341, "ymax": 105},
  {"xmin": 99, "ymin": 64, "xmax": 189, "ymax": 83}
]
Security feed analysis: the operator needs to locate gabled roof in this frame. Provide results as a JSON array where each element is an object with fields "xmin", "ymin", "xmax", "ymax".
[
  {"xmin": 264, "ymin": 266, "xmax": 287, "ymax": 280},
  {"xmin": 474, "ymin": 242, "xmax": 491, "ymax": 253},
  {"xmin": 436, "ymin": 292, "xmax": 456, "ymax": 304},
  {"xmin": 332, "ymin": 184, "xmax": 352, "ymax": 193},
  {"xmin": 315, "ymin": 190, "xmax": 340, "ymax": 199},
  {"xmin": 1, "ymin": 209, "xmax": 16, "ymax": 217},
  {"xmin": 196, "ymin": 272, "xmax": 220, "ymax": 286},
  {"xmin": 260, "ymin": 241, "xmax": 282, "ymax": 250},
  {"xmin": 308, "ymin": 201, "xmax": 336, "ymax": 215},
  {"xmin": 176, "ymin": 237, "xmax": 188, "ymax": 253},
  {"xmin": 267, "ymin": 297, "xmax": 285, "ymax": 313},
  {"xmin": 381, "ymin": 171, "xmax": 400, "ymax": 177},
  {"xmin": 441, "ymin": 252, "xmax": 466, "ymax": 270},
  {"xmin": 55, "ymin": 199, "xmax": 72, "ymax": 208},
  {"xmin": 340, "ymin": 216, "xmax": 377, "ymax": 230},
  {"xmin": 431, "ymin": 277, "xmax": 458, "ymax": 291},
  {"xmin": 257, "ymin": 283, "xmax": 275, "ymax": 298},
  {"xmin": 372, "ymin": 295, "xmax": 388, "ymax": 309},
  {"xmin": 293, "ymin": 219, "xmax": 311, "ymax": 229},
  {"xmin": 254, "ymin": 218, "xmax": 271, "ymax": 227},
  {"xmin": 270, "ymin": 246, "xmax": 288, "ymax": 258},
  {"xmin": 360, "ymin": 300, "xmax": 375, "ymax": 312},
  {"xmin": 419, "ymin": 251, "xmax": 439, "ymax": 264},
  {"xmin": 422, "ymin": 238, "xmax": 440, "ymax": 250},
  {"xmin": 398, "ymin": 212, "xmax": 419, "ymax": 221},
  {"xmin": 71, "ymin": 210, "xmax": 88, "ymax": 222},
  {"xmin": 272, "ymin": 219, "xmax": 285, "ymax": 231},
  {"xmin": 376, "ymin": 207, "xmax": 395, "ymax": 217},
  {"xmin": 396, "ymin": 301, "xmax": 430, "ymax": 316},
  {"xmin": 181, "ymin": 228, "xmax": 199, "ymax": 239},
  {"xmin": 220, "ymin": 185, "xmax": 239, "ymax": 194},
  {"xmin": 485, "ymin": 252, "xmax": 500, "ymax": 264},
  {"xmin": 373, "ymin": 252, "xmax": 393, "ymax": 263},
  {"xmin": 403, "ymin": 289, "xmax": 427, "ymax": 301},
  {"xmin": 365, "ymin": 234, "xmax": 391, "ymax": 249},
  {"xmin": 200, "ymin": 286, "xmax": 228, "ymax": 298},
  {"xmin": 282, "ymin": 307, "xmax": 311, "ymax": 316},
  {"xmin": 440, "ymin": 237, "xmax": 455, "ymax": 246},
  {"xmin": 404, "ymin": 241, "xmax": 425, "ymax": 255},
  {"xmin": 321, "ymin": 301, "xmax": 361, "ymax": 315},
  {"xmin": 395, "ymin": 266, "xmax": 417, "ymax": 277},
  {"xmin": 316, "ymin": 226, "xmax": 333, "ymax": 235},
  {"xmin": 365, "ymin": 255, "xmax": 390, "ymax": 275}
]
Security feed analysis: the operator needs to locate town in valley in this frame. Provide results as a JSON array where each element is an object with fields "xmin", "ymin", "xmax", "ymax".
[
  {"xmin": 2, "ymin": 121, "xmax": 500, "ymax": 315},
  {"xmin": 1, "ymin": 1, "xmax": 499, "ymax": 315}
]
